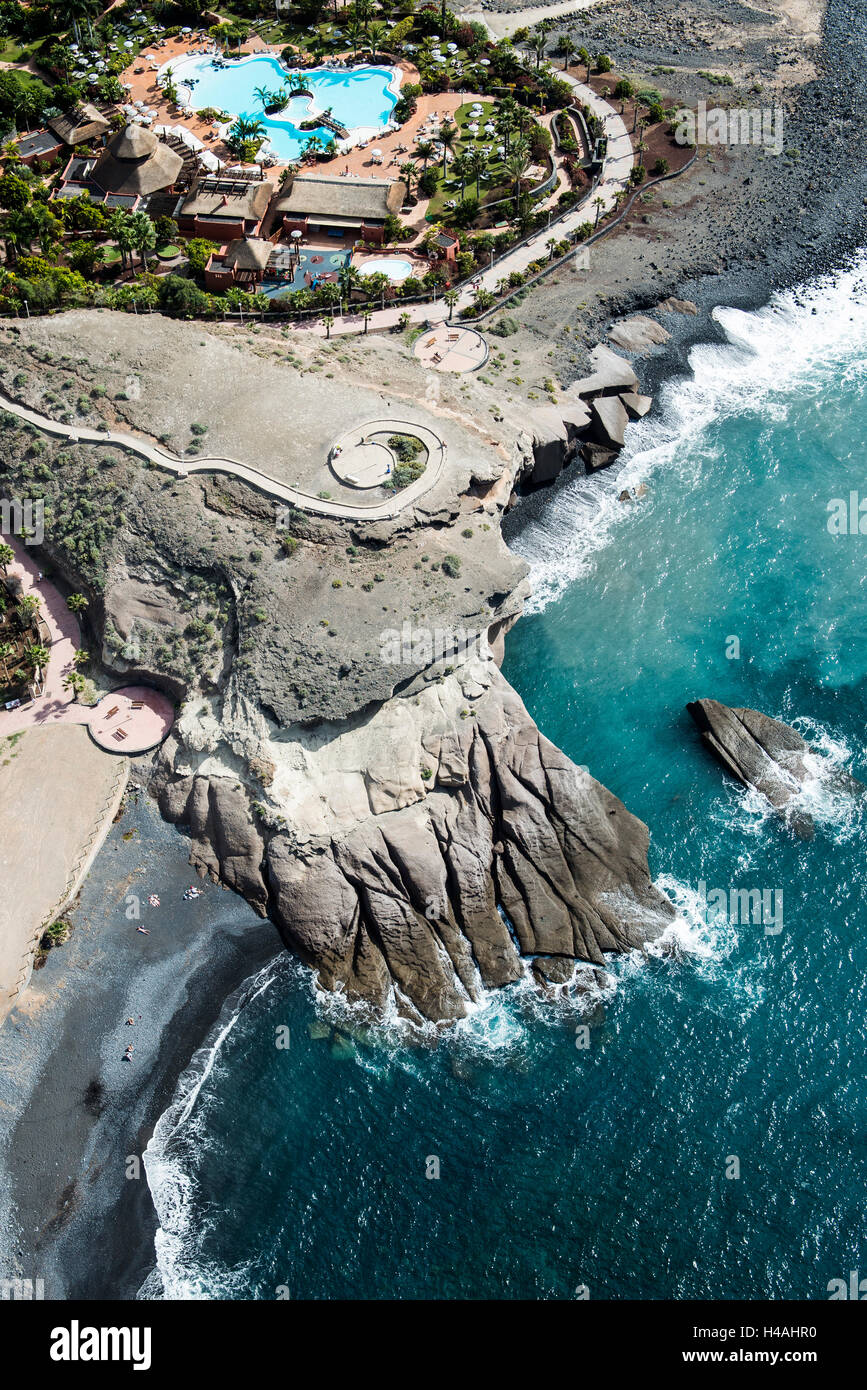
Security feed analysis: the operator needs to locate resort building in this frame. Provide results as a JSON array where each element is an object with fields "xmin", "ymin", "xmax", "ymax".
[
  {"xmin": 272, "ymin": 173, "xmax": 406, "ymax": 246},
  {"xmin": 15, "ymin": 103, "xmax": 111, "ymax": 167},
  {"xmin": 430, "ymin": 230, "xmax": 460, "ymax": 266},
  {"xmin": 177, "ymin": 171, "xmax": 274, "ymax": 242},
  {"xmin": 53, "ymin": 123, "xmax": 185, "ymax": 211},
  {"xmin": 204, "ymin": 235, "xmax": 272, "ymax": 292},
  {"xmin": 48, "ymin": 103, "xmax": 111, "ymax": 149}
]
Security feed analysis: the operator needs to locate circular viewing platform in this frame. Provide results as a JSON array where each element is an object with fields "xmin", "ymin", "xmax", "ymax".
[
  {"xmin": 86, "ymin": 686, "xmax": 175, "ymax": 754},
  {"xmin": 329, "ymin": 420, "xmax": 438, "ymax": 491},
  {"xmin": 414, "ymin": 325, "xmax": 488, "ymax": 373}
]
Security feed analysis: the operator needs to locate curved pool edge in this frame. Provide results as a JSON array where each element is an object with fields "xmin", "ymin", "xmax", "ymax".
[{"xmin": 160, "ymin": 53, "xmax": 401, "ymax": 163}]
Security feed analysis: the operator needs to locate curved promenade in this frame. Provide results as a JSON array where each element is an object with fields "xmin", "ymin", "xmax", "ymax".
[{"xmin": 0, "ymin": 391, "xmax": 447, "ymax": 521}]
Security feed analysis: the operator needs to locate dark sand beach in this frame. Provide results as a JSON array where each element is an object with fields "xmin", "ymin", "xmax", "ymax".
[{"xmin": 0, "ymin": 790, "xmax": 281, "ymax": 1300}]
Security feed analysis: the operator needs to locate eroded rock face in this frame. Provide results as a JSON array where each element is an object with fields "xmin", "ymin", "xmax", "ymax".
[{"xmin": 155, "ymin": 668, "xmax": 675, "ymax": 1023}]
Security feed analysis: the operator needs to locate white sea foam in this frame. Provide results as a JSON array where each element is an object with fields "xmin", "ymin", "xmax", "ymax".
[
  {"xmin": 140, "ymin": 955, "xmax": 285, "ymax": 1301},
  {"xmin": 516, "ymin": 251, "xmax": 867, "ymax": 613},
  {"xmin": 706, "ymin": 713, "xmax": 865, "ymax": 846}
]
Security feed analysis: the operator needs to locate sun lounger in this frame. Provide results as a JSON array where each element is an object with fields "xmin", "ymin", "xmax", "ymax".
[
  {"xmin": 104, "ymin": 705, "xmax": 120, "ymax": 719},
  {"xmin": 447, "ymin": 332, "xmax": 459, "ymax": 341},
  {"xmin": 131, "ymin": 701, "xmax": 144, "ymax": 710},
  {"xmin": 113, "ymin": 729, "xmax": 128, "ymax": 742}
]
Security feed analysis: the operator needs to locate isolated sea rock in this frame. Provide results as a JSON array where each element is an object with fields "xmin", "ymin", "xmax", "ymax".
[
  {"xmin": 658, "ymin": 297, "xmax": 699, "ymax": 316},
  {"xmin": 686, "ymin": 698, "xmax": 816, "ymax": 837}
]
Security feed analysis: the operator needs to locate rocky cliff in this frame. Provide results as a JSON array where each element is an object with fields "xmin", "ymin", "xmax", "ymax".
[
  {"xmin": 154, "ymin": 657, "xmax": 674, "ymax": 1022},
  {"xmin": 0, "ymin": 311, "xmax": 674, "ymax": 1023}
]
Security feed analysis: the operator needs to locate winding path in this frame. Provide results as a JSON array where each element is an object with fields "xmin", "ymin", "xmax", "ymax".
[
  {"xmin": 0, "ymin": 393, "xmax": 447, "ymax": 522},
  {"xmin": 459, "ymin": 1, "xmax": 604, "ymax": 41}
]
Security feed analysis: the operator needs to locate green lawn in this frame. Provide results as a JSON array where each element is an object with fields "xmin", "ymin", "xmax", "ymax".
[{"xmin": 422, "ymin": 101, "xmax": 551, "ymax": 223}]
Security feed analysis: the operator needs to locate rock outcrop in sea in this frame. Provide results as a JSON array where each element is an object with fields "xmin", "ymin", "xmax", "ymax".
[{"xmin": 686, "ymin": 698, "xmax": 840, "ymax": 839}]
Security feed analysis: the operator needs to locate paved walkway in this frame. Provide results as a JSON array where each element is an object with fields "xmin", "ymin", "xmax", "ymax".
[
  {"xmin": 0, "ymin": 391, "xmax": 447, "ymax": 521},
  {"xmin": 0, "ymin": 724, "xmax": 128, "ymax": 1026},
  {"xmin": 459, "ymin": 1, "xmax": 603, "ymax": 39},
  {"xmin": 1, "ymin": 538, "xmax": 173, "ymax": 751}
]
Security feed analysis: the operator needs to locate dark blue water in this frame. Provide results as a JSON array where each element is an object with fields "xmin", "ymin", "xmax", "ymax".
[{"xmin": 142, "ymin": 259, "xmax": 867, "ymax": 1301}]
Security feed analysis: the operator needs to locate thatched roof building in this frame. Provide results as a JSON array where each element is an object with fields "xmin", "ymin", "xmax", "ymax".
[
  {"xmin": 275, "ymin": 173, "xmax": 405, "ymax": 224},
  {"xmin": 178, "ymin": 173, "xmax": 274, "ymax": 239},
  {"xmin": 203, "ymin": 235, "xmax": 273, "ymax": 290},
  {"xmin": 90, "ymin": 124, "xmax": 184, "ymax": 199},
  {"xmin": 48, "ymin": 103, "xmax": 111, "ymax": 146}
]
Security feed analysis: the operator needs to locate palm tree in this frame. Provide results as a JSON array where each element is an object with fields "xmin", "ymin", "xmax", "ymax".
[
  {"xmin": 106, "ymin": 208, "xmax": 134, "ymax": 271},
  {"xmin": 362, "ymin": 309, "xmax": 372, "ymax": 334},
  {"xmin": 399, "ymin": 161, "xmax": 418, "ymax": 199},
  {"xmin": 322, "ymin": 314, "xmax": 334, "ymax": 339},
  {"xmin": 17, "ymin": 594, "xmax": 40, "ymax": 630},
  {"xmin": 496, "ymin": 108, "xmax": 516, "ymax": 157},
  {"xmin": 62, "ymin": 671, "xmax": 85, "ymax": 702},
  {"xmin": 128, "ymin": 210, "xmax": 156, "ymax": 268},
  {"xmin": 367, "ymin": 21, "xmax": 387, "ymax": 56},
  {"xmin": 253, "ymin": 85, "xmax": 270, "ymax": 108},
  {"xmin": 25, "ymin": 643, "xmax": 50, "ymax": 683},
  {"xmin": 73, "ymin": 649, "xmax": 89, "ymax": 667},
  {"xmin": 594, "ymin": 194, "xmax": 604, "ymax": 227},
  {"xmin": 467, "ymin": 147, "xmax": 487, "ymax": 200},
  {"xmin": 66, "ymin": 593, "xmax": 89, "ymax": 615},
  {"xmin": 444, "ymin": 289, "xmax": 458, "ymax": 321},
  {"xmin": 559, "ymin": 34, "xmax": 577, "ymax": 70},
  {"xmin": 439, "ymin": 124, "xmax": 457, "ymax": 179},
  {"xmin": 504, "ymin": 141, "xmax": 530, "ymax": 216},
  {"xmin": 528, "ymin": 33, "xmax": 547, "ymax": 71},
  {"xmin": 449, "ymin": 153, "xmax": 469, "ymax": 198},
  {"xmin": 338, "ymin": 262, "xmax": 361, "ymax": 302},
  {"xmin": 415, "ymin": 139, "xmax": 435, "ymax": 170},
  {"xmin": 66, "ymin": 0, "xmax": 100, "ymax": 44},
  {"xmin": 0, "ymin": 541, "xmax": 13, "ymax": 572},
  {"xmin": 346, "ymin": 22, "xmax": 364, "ymax": 58},
  {"xmin": 578, "ymin": 46, "xmax": 591, "ymax": 80},
  {"xmin": 0, "ymin": 641, "xmax": 14, "ymax": 685}
]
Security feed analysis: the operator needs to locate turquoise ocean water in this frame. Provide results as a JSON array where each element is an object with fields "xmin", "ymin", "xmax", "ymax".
[{"xmin": 141, "ymin": 258, "xmax": 867, "ymax": 1300}]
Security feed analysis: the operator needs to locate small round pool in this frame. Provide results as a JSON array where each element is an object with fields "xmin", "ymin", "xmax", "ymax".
[{"xmin": 359, "ymin": 257, "xmax": 414, "ymax": 282}]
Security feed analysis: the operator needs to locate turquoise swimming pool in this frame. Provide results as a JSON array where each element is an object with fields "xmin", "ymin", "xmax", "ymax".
[
  {"xmin": 358, "ymin": 256, "xmax": 414, "ymax": 282},
  {"xmin": 170, "ymin": 54, "xmax": 399, "ymax": 163}
]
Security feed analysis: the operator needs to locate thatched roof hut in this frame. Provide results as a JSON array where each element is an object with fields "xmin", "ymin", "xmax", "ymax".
[
  {"xmin": 91, "ymin": 124, "xmax": 183, "ymax": 199},
  {"xmin": 48, "ymin": 103, "xmax": 111, "ymax": 147}
]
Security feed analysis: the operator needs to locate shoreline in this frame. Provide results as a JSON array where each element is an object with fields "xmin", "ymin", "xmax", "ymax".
[
  {"xmin": 0, "ymin": 257, "xmax": 822, "ymax": 1305},
  {"xmin": 0, "ymin": 790, "xmax": 281, "ymax": 1301}
]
